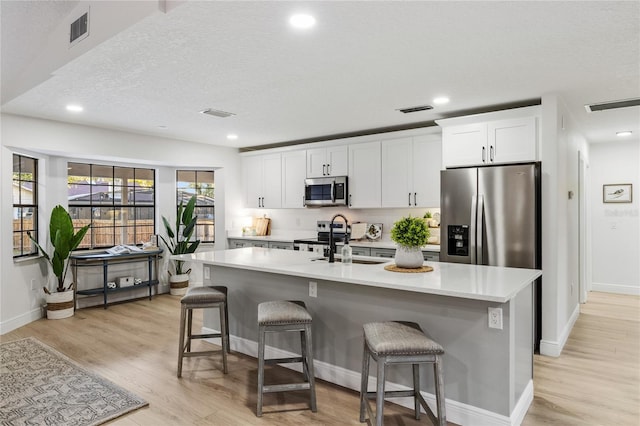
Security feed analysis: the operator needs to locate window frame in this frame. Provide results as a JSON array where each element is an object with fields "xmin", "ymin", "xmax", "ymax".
[
  {"xmin": 12, "ymin": 154, "xmax": 39, "ymax": 258},
  {"xmin": 67, "ymin": 162, "xmax": 156, "ymax": 249},
  {"xmin": 176, "ymin": 170, "xmax": 215, "ymax": 244}
]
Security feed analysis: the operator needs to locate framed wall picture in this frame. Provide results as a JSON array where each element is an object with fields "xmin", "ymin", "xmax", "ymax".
[{"xmin": 603, "ymin": 183, "xmax": 632, "ymax": 203}]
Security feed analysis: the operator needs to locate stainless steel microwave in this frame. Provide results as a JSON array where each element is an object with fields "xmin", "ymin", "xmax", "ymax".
[{"xmin": 304, "ymin": 176, "xmax": 348, "ymax": 207}]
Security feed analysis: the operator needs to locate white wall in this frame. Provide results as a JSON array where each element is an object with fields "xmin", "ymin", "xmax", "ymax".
[
  {"xmin": 539, "ymin": 94, "xmax": 588, "ymax": 357},
  {"xmin": 589, "ymin": 141, "xmax": 640, "ymax": 295},
  {"xmin": 1, "ymin": 113, "xmax": 242, "ymax": 334}
]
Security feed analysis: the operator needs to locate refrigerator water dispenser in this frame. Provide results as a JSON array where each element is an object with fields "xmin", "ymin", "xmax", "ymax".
[{"xmin": 447, "ymin": 225, "xmax": 469, "ymax": 256}]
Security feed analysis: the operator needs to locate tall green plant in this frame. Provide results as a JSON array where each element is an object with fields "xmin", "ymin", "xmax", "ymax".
[
  {"xmin": 160, "ymin": 195, "xmax": 200, "ymax": 275},
  {"xmin": 28, "ymin": 205, "xmax": 91, "ymax": 293}
]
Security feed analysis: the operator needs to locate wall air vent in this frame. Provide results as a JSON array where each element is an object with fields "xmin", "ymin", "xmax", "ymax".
[
  {"xmin": 585, "ymin": 98, "xmax": 640, "ymax": 113},
  {"xmin": 397, "ymin": 105, "xmax": 433, "ymax": 114},
  {"xmin": 70, "ymin": 12, "xmax": 89, "ymax": 45},
  {"xmin": 199, "ymin": 108, "xmax": 236, "ymax": 118}
]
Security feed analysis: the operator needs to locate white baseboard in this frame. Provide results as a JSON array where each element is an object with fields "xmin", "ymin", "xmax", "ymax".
[
  {"xmin": 0, "ymin": 306, "xmax": 43, "ymax": 335},
  {"xmin": 591, "ymin": 282, "xmax": 640, "ymax": 296},
  {"xmin": 539, "ymin": 303, "xmax": 580, "ymax": 357},
  {"xmin": 202, "ymin": 327, "xmax": 531, "ymax": 426}
]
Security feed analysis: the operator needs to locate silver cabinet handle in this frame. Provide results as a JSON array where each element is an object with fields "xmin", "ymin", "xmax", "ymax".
[
  {"xmin": 327, "ymin": 163, "xmax": 331, "ymax": 175},
  {"xmin": 349, "ymin": 194, "xmax": 352, "ymax": 207},
  {"xmin": 414, "ymin": 192, "xmax": 417, "ymax": 206},
  {"xmin": 408, "ymin": 193, "xmax": 412, "ymax": 206},
  {"xmin": 323, "ymin": 164, "xmax": 327, "ymax": 176},
  {"xmin": 490, "ymin": 145, "xmax": 494, "ymax": 162},
  {"xmin": 482, "ymin": 146, "xmax": 486, "ymax": 163},
  {"xmin": 302, "ymin": 196, "xmax": 305, "ymax": 207}
]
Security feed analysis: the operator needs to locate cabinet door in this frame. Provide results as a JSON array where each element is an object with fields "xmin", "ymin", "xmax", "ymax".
[
  {"xmin": 488, "ymin": 116, "xmax": 537, "ymax": 164},
  {"xmin": 326, "ymin": 145, "xmax": 348, "ymax": 176},
  {"xmin": 422, "ymin": 251, "xmax": 439, "ymax": 262},
  {"xmin": 281, "ymin": 150, "xmax": 306, "ymax": 208},
  {"xmin": 348, "ymin": 141, "xmax": 381, "ymax": 208},
  {"xmin": 381, "ymin": 137, "xmax": 412, "ymax": 207},
  {"xmin": 306, "ymin": 148, "xmax": 327, "ymax": 177},
  {"xmin": 229, "ymin": 239, "xmax": 248, "ymax": 249},
  {"xmin": 442, "ymin": 123, "xmax": 487, "ymax": 168},
  {"xmin": 243, "ymin": 156, "xmax": 262, "ymax": 208},
  {"xmin": 350, "ymin": 246, "xmax": 370, "ymax": 256},
  {"xmin": 261, "ymin": 153, "xmax": 282, "ymax": 208},
  {"xmin": 268, "ymin": 241, "xmax": 294, "ymax": 250},
  {"xmin": 370, "ymin": 248, "xmax": 396, "ymax": 258},
  {"xmin": 412, "ymin": 135, "xmax": 441, "ymax": 208}
]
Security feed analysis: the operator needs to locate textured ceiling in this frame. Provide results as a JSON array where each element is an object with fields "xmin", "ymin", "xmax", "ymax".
[{"xmin": 1, "ymin": 1, "xmax": 639, "ymax": 148}]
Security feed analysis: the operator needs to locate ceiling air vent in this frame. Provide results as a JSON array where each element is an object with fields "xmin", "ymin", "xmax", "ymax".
[
  {"xmin": 199, "ymin": 108, "xmax": 236, "ymax": 118},
  {"xmin": 585, "ymin": 98, "xmax": 640, "ymax": 113},
  {"xmin": 397, "ymin": 105, "xmax": 433, "ymax": 114},
  {"xmin": 70, "ymin": 12, "xmax": 89, "ymax": 45}
]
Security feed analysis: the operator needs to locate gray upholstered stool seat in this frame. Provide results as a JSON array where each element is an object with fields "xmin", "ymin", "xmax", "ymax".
[
  {"xmin": 360, "ymin": 321, "xmax": 446, "ymax": 426},
  {"xmin": 177, "ymin": 286, "xmax": 229, "ymax": 377},
  {"xmin": 256, "ymin": 300, "xmax": 317, "ymax": 417}
]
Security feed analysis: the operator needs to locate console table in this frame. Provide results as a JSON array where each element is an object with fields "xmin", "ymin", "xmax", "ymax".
[{"xmin": 70, "ymin": 248, "xmax": 163, "ymax": 309}]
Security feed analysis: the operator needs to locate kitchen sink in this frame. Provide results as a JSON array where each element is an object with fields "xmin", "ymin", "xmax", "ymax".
[{"xmin": 310, "ymin": 257, "xmax": 389, "ymax": 265}]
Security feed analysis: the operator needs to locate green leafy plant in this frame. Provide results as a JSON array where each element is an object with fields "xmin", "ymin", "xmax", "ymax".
[
  {"xmin": 391, "ymin": 215, "xmax": 430, "ymax": 248},
  {"xmin": 159, "ymin": 195, "xmax": 200, "ymax": 275},
  {"xmin": 424, "ymin": 211, "xmax": 432, "ymax": 219},
  {"xmin": 28, "ymin": 205, "xmax": 91, "ymax": 293}
]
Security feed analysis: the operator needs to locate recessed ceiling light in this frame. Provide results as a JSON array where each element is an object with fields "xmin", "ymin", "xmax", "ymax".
[
  {"xmin": 616, "ymin": 131, "xmax": 633, "ymax": 137},
  {"xmin": 289, "ymin": 14, "xmax": 316, "ymax": 29},
  {"xmin": 227, "ymin": 134, "xmax": 238, "ymax": 140},
  {"xmin": 66, "ymin": 104, "xmax": 83, "ymax": 112},
  {"xmin": 433, "ymin": 97, "xmax": 450, "ymax": 105}
]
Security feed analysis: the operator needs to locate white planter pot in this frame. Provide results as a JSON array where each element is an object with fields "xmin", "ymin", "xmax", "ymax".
[
  {"xmin": 169, "ymin": 273, "xmax": 190, "ymax": 296},
  {"xmin": 395, "ymin": 245, "xmax": 424, "ymax": 269},
  {"xmin": 46, "ymin": 290, "xmax": 74, "ymax": 319}
]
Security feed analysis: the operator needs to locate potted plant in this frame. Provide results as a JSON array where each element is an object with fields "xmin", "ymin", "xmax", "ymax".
[
  {"xmin": 390, "ymin": 215, "xmax": 430, "ymax": 268},
  {"xmin": 160, "ymin": 195, "xmax": 200, "ymax": 296},
  {"xmin": 28, "ymin": 205, "xmax": 90, "ymax": 319}
]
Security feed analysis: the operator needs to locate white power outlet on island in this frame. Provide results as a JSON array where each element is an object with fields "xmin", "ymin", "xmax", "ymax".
[
  {"xmin": 488, "ymin": 307, "xmax": 503, "ymax": 330},
  {"xmin": 309, "ymin": 281, "xmax": 317, "ymax": 298},
  {"xmin": 204, "ymin": 266, "xmax": 210, "ymax": 280}
]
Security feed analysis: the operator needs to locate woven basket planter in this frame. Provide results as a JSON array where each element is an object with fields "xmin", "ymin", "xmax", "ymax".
[
  {"xmin": 169, "ymin": 272, "xmax": 190, "ymax": 296},
  {"xmin": 46, "ymin": 290, "xmax": 74, "ymax": 319}
]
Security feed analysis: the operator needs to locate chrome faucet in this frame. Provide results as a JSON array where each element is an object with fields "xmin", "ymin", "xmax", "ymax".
[{"xmin": 328, "ymin": 214, "xmax": 349, "ymax": 263}]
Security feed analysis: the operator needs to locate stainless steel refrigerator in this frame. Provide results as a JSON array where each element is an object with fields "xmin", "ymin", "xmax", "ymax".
[{"xmin": 440, "ymin": 162, "xmax": 542, "ymax": 349}]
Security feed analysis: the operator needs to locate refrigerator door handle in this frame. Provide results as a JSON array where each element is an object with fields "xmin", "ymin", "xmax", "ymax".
[
  {"xmin": 470, "ymin": 194, "xmax": 477, "ymax": 264},
  {"xmin": 477, "ymin": 194, "xmax": 485, "ymax": 265}
]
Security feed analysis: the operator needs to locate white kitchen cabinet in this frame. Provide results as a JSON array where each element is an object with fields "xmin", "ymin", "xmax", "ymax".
[
  {"xmin": 348, "ymin": 141, "xmax": 381, "ymax": 208},
  {"xmin": 281, "ymin": 150, "xmax": 306, "ymax": 208},
  {"xmin": 381, "ymin": 134, "xmax": 441, "ymax": 208},
  {"xmin": 306, "ymin": 145, "xmax": 348, "ymax": 177},
  {"xmin": 243, "ymin": 153, "xmax": 282, "ymax": 208},
  {"xmin": 439, "ymin": 109, "xmax": 538, "ymax": 168},
  {"xmin": 370, "ymin": 247, "xmax": 395, "ymax": 258}
]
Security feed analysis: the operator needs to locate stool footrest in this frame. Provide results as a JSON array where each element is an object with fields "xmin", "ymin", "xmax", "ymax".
[
  {"xmin": 183, "ymin": 350, "xmax": 219, "ymax": 358},
  {"xmin": 264, "ymin": 357, "xmax": 303, "ymax": 365},
  {"xmin": 263, "ymin": 383, "xmax": 311, "ymax": 393},
  {"xmin": 365, "ymin": 390, "xmax": 416, "ymax": 399},
  {"xmin": 189, "ymin": 333, "xmax": 222, "ymax": 340}
]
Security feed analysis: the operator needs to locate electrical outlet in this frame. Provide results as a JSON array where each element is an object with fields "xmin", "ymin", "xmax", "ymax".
[
  {"xmin": 488, "ymin": 307, "xmax": 503, "ymax": 330},
  {"xmin": 30, "ymin": 279, "xmax": 37, "ymax": 291},
  {"xmin": 309, "ymin": 281, "xmax": 317, "ymax": 298},
  {"xmin": 204, "ymin": 266, "xmax": 210, "ymax": 280}
]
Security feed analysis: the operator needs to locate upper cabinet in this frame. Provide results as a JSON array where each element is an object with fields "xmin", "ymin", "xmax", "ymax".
[
  {"xmin": 381, "ymin": 134, "xmax": 441, "ymax": 208},
  {"xmin": 281, "ymin": 150, "xmax": 306, "ymax": 208},
  {"xmin": 243, "ymin": 153, "xmax": 282, "ymax": 208},
  {"xmin": 438, "ymin": 106, "xmax": 539, "ymax": 168},
  {"xmin": 306, "ymin": 145, "xmax": 348, "ymax": 177},
  {"xmin": 348, "ymin": 141, "xmax": 381, "ymax": 208}
]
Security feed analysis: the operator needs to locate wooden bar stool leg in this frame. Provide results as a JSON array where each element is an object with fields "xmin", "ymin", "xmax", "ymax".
[
  {"xmin": 186, "ymin": 309, "xmax": 193, "ymax": 352},
  {"xmin": 434, "ymin": 356, "xmax": 447, "ymax": 426},
  {"xmin": 177, "ymin": 304, "xmax": 187, "ymax": 378},
  {"xmin": 359, "ymin": 342, "xmax": 370, "ymax": 423},
  {"xmin": 375, "ymin": 358, "xmax": 386, "ymax": 426},
  {"xmin": 300, "ymin": 330, "xmax": 308, "ymax": 381},
  {"xmin": 413, "ymin": 363, "xmax": 421, "ymax": 420},
  {"xmin": 219, "ymin": 302, "xmax": 228, "ymax": 374},
  {"xmin": 304, "ymin": 323, "xmax": 317, "ymax": 412},
  {"xmin": 257, "ymin": 326, "xmax": 266, "ymax": 417}
]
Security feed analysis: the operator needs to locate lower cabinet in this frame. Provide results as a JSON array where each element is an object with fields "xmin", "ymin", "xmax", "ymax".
[
  {"xmin": 350, "ymin": 246, "xmax": 371, "ymax": 256},
  {"xmin": 370, "ymin": 248, "xmax": 396, "ymax": 259},
  {"xmin": 228, "ymin": 239, "xmax": 291, "ymax": 250},
  {"xmin": 268, "ymin": 241, "xmax": 294, "ymax": 250},
  {"xmin": 423, "ymin": 251, "xmax": 439, "ymax": 262}
]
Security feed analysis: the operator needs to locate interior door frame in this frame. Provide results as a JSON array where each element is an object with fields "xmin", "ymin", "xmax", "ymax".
[{"xmin": 578, "ymin": 151, "xmax": 590, "ymax": 303}]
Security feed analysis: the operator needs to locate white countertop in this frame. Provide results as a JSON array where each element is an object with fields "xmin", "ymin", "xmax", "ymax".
[{"xmin": 174, "ymin": 247, "xmax": 541, "ymax": 303}]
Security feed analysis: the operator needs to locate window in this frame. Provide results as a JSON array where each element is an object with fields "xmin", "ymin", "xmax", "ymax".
[
  {"xmin": 176, "ymin": 170, "xmax": 215, "ymax": 243},
  {"xmin": 67, "ymin": 163, "xmax": 155, "ymax": 249},
  {"xmin": 13, "ymin": 154, "xmax": 38, "ymax": 257}
]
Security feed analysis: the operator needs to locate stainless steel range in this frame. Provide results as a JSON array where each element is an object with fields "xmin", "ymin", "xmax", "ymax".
[{"xmin": 293, "ymin": 220, "xmax": 351, "ymax": 253}]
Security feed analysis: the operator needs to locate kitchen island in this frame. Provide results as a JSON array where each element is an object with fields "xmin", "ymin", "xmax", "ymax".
[{"xmin": 175, "ymin": 248, "xmax": 541, "ymax": 426}]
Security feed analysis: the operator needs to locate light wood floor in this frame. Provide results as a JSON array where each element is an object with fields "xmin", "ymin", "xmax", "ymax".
[{"xmin": 2, "ymin": 291, "xmax": 638, "ymax": 425}]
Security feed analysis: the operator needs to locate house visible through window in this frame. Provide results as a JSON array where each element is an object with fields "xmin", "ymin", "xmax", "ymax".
[
  {"xmin": 176, "ymin": 170, "xmax": 215, "ymax": 243},
  {"xmin": 13, "ymin": 154, "xmax": 38, "ymax": 258},
  {"xmin": 67, "ymin": 163, "xmax": 156, "ymax": 248}
]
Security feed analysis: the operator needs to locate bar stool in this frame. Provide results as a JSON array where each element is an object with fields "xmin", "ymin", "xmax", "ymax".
[
  {"xmin": 256, "ymin": 300, "xmax": 317, "ymax": 417},
  {"xmin": 359, "ymin": 321, "xmax": 446, "ymax": 426},
  {"xmin": 177, "ymin": 286, "xmax": 229, "ymax": 377}
]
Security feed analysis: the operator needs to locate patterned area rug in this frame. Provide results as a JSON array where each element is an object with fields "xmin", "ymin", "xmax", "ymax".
[{"xmin": 1, "ymin": 337, "xmax": 148, "ymax": 426}]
